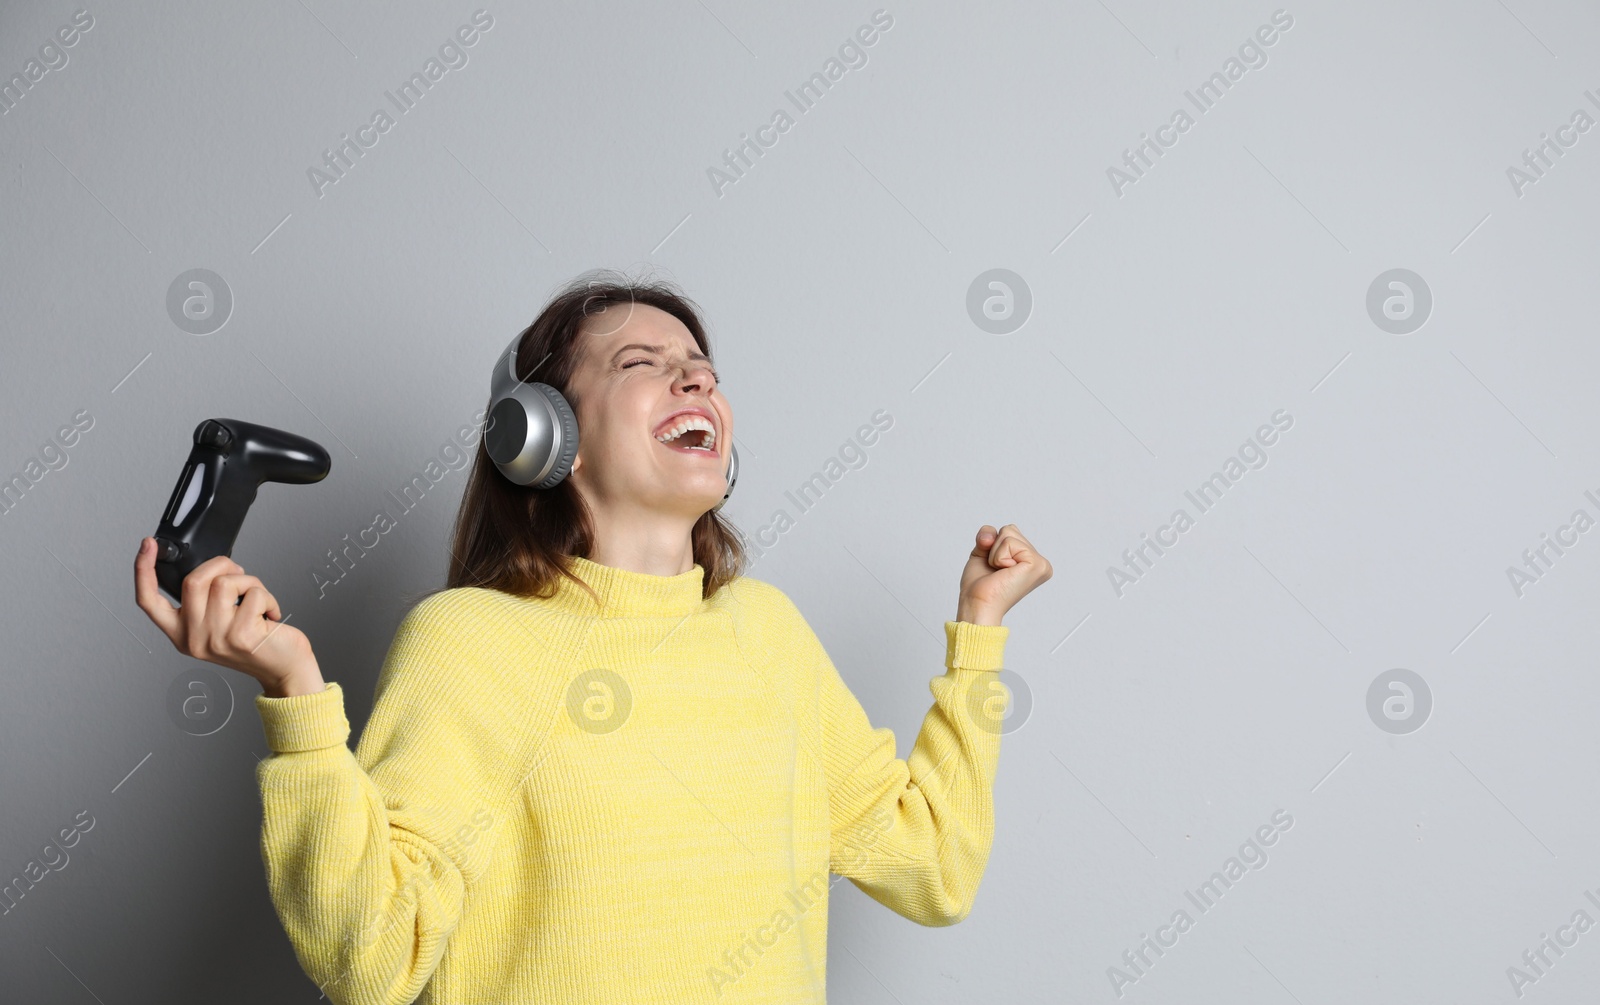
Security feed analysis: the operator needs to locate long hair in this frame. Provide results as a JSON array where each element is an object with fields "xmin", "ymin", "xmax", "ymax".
[{"xmin": 444, "ymin": 269, "xmax": 746, "ymax": 605}]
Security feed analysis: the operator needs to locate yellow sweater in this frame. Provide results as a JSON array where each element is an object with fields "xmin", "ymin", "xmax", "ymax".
[{"xmin": 254, "ymin": 555, "xmax": 1010, "ymax": 1004}]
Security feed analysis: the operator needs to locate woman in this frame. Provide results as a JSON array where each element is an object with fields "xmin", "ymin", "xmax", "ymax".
[{"xmin": 132, "ymin": 271, "xmax": 1051, "ymax": 1004}]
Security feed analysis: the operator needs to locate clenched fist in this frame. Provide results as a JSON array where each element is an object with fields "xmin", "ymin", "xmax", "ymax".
[{"xmin": 956, "ymin": 524, "xmax": 1052, "ymax": 627}]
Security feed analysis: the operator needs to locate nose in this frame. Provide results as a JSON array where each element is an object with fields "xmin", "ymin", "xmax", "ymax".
[{"xmin": 672, "ymin": 360, "xmax": 717, "ymax": 394}]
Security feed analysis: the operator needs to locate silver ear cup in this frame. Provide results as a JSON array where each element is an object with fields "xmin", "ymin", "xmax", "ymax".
[
  {"xmin": 712, "ymin": 442, "xmax": 739, "ymax": 512},
  {"xmin": 486, "ymin": 381, "xmax": 581, "ymax": 488}
]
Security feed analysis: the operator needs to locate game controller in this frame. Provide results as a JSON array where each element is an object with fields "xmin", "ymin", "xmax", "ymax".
[{"xmin": 153, "ymin": 418, "xmax": 331, "ymax": 602}]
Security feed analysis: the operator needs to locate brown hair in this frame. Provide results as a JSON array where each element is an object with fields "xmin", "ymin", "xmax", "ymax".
[{"xmin": 442, "ymin": 268, "xmax": 746, "ymax": 606}]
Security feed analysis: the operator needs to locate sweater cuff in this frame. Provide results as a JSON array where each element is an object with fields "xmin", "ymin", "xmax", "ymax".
[
  {"xmin": 944, "ymin": 621, "xmax": 1009, "ymax": 672},
  {"xmin": 255, "ymin": 680, "xmax": 350, "ymax": 753}
]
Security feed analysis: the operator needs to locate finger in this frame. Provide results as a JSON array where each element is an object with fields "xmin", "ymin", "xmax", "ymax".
[
  {"xmin": 972, "ymin": 525, "xmax": 998, "ymax": 556},
  {"xmin": 1000, "ymin": 532, "xmax": 1042, "ymax": 571},
  {"xmin": 1003, "ymin": 529, "xmax": 1050, "ymax": 577},
  {"xmin": 229, "ymin": 585, "xmax": 277, "ymax": 651},
  {"xmin": 999, "ymin": 539, "xmax": 1050, "ymax": 583},
  {"xmin": 1000, "ymin": 525, "xmax": 1036, "ymax": 550},
  {"xmin": 133, "ymin": 538, "xmax": 183, "ymax": 642},
  {"xmin": 205, "ymin": 573, "xmax": 264, "ymax": 647},
  {"xmin": 988, "ymin": 525, "xmax": 1019, "ymax": 565},
  {"xmin": 194, "ymin": 553, "xmax": 246, "ymax": 581},
  {"xmin": 179, "ymin": 554, "xmax": 243, "ymax": 631}
]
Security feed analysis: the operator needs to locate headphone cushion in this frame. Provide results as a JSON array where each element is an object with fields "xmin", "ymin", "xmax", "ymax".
[{"xmin": 536, "ymin": 383, "xmax": 581, "ymax": 489}]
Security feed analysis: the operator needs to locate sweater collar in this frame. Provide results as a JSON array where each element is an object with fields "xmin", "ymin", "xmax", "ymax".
[{"xmin": 548, "ymin": 554, "xmax": 707, "ymax": 619}]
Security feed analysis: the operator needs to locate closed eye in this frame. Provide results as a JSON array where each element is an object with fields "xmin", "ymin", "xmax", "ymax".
[{"xmin": 623, "ymin": 357, "xmax": 721, "ymax": 383}]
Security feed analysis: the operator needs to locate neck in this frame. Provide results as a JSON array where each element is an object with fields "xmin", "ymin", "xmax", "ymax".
[
  {"xmin": 583, "ymin": 500, "xmax": 699, "ymax": 576},
  {"xmin": 549, "ymin": 554, "xmax": 707, "ymax": 618}
]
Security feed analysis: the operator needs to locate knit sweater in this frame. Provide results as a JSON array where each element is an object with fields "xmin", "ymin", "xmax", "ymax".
[{"xmin": 254, "ymin": 555, "xmax": 1010, "ymax": 1004}]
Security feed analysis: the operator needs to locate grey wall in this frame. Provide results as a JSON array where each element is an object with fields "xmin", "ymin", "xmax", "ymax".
[{"xmin": 4, "ymin": 0, "xmax": 1600, "ymax": 1001}]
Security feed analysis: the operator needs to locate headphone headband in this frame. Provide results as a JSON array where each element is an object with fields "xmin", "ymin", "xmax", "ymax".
[{"xmin": 489, "ymin": 332, "xmax": 525, "ymax": 401}]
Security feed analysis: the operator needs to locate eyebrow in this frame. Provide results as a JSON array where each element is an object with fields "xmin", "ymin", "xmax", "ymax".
[{"xmin": 608, "ymin": 343, "xmax": 713, "ymax": 365}]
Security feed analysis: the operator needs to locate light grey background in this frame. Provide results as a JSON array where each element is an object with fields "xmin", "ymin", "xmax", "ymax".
[{"xmin": 3, "ymin": 0, "xmax": 1599, "ymax": 1001}]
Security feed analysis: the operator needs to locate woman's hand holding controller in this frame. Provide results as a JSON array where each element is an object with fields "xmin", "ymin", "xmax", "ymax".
[{"xmin": 134, "ymin": 537, "xmax": 326, "ymax": 698}]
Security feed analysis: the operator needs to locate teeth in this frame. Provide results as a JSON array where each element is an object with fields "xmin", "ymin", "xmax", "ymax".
[{"xmin": 655, "ymin": 415, "xmax": 717, "ymax": 450}]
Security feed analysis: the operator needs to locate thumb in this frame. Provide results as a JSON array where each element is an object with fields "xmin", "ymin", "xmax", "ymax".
[{"xmin": 972, "ymin": 525, "xmax": 998, "ymax": 554}]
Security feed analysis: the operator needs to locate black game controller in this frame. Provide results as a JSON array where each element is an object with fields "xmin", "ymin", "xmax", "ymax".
[{"xmin": 153, "ymin": 418, "xmax": 332, "ymax": 601}]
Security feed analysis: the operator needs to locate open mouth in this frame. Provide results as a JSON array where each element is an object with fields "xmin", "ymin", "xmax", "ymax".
[{"xmin": 654, "ymin": 414, "xmax": 719, "ymax": 454}]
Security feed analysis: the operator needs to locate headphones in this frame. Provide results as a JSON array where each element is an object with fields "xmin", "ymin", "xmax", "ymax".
[{"xmin": 483, "ymin": 333, "xmax": 738, "ymax": 511}]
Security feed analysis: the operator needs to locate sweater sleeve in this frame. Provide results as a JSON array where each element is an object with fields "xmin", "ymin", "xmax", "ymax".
[
  {"xmin": 253, "ymin": 591, "xmax": 545, "ymax": 1004},
  {"xmin": 816, "ymin": 617, "xmax": 1011, "ymax": 926}
]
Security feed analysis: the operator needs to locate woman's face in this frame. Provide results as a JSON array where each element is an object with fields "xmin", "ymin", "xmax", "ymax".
[{"xmin": 565, "ymin": 302, "xmax": 733, "ymax": 518}]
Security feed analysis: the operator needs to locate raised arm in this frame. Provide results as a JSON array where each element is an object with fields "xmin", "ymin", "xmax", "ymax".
[
  {"xmin": 816, "ymin": 523, "xmax": 1049, "ymax": 925},
  {"xmin": 817, "ymin": 615, "xmax": 1011, "ymax": 925}
]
